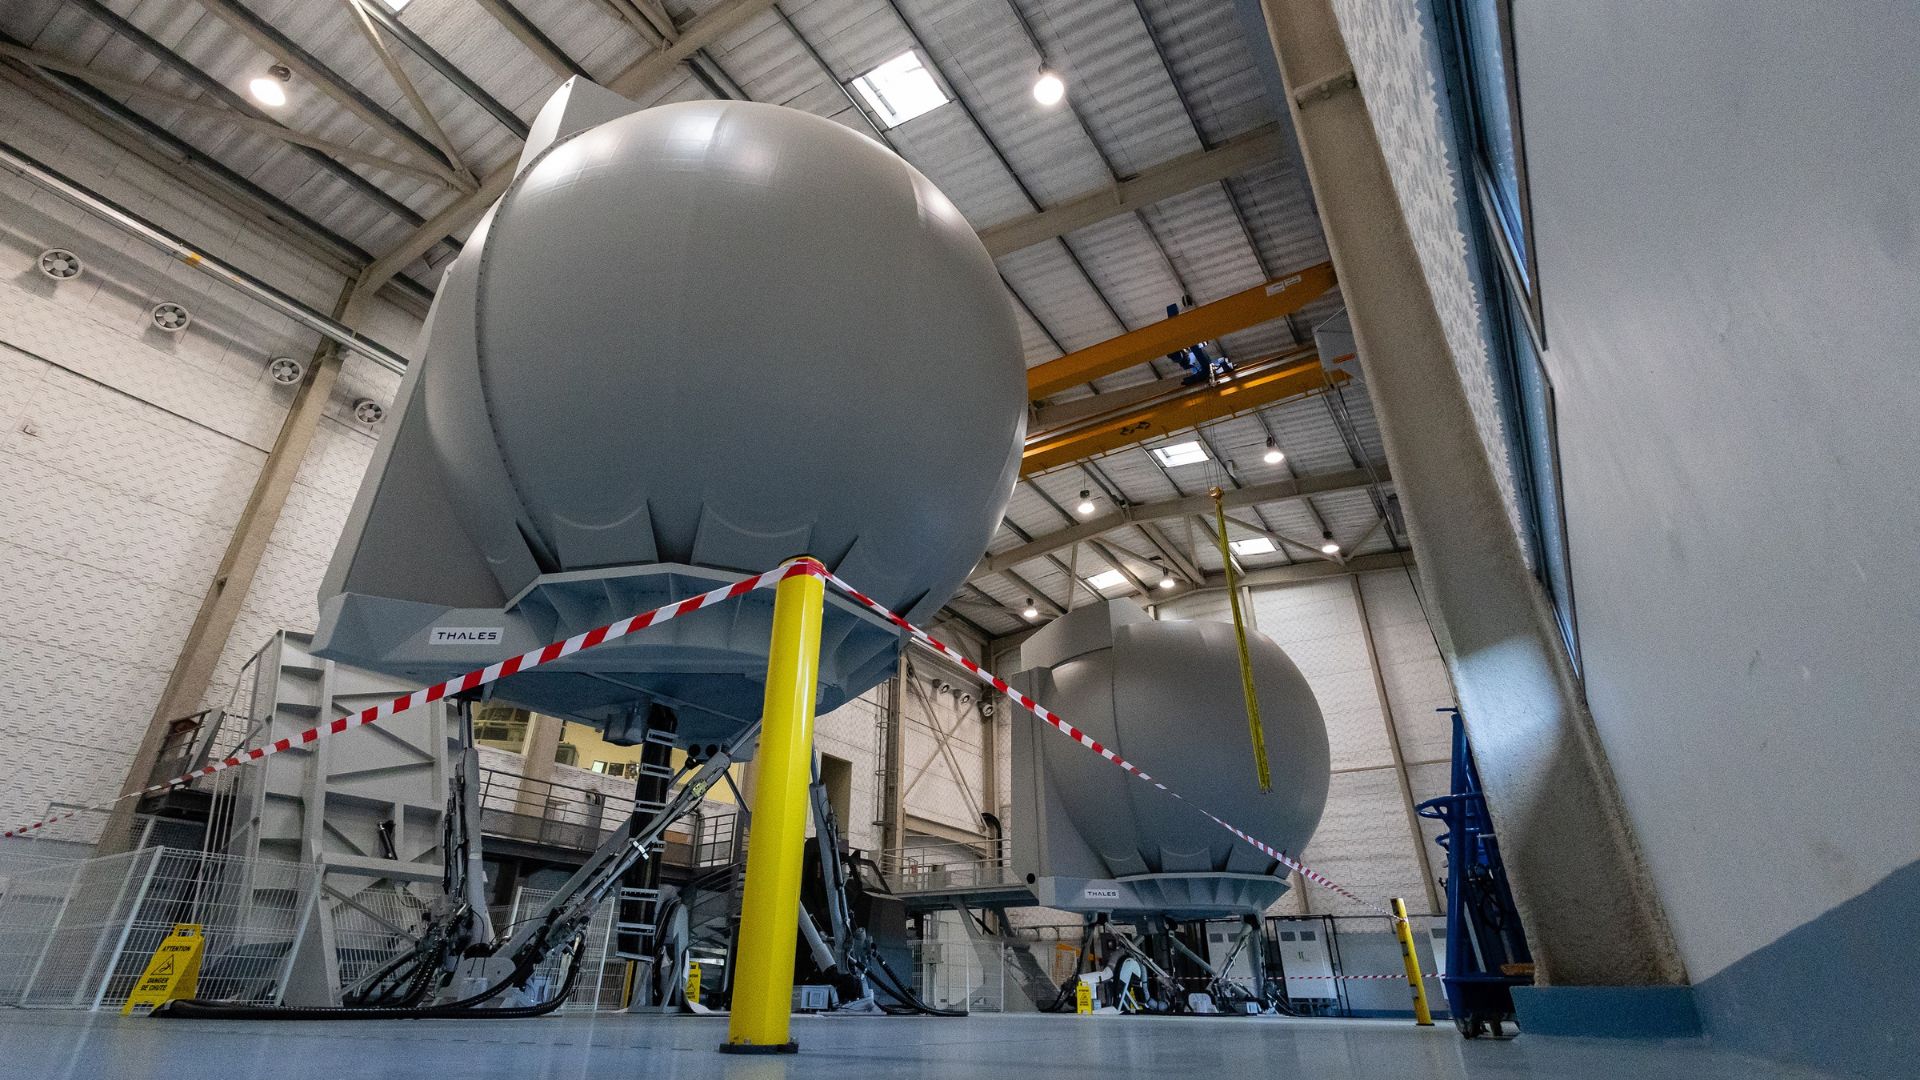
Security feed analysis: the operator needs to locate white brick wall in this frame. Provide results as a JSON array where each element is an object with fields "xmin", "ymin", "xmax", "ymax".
[
  {"xmin": 205, "ymin": 373, "xmax": 398, "ymax": 719},
  {"xmin": 1251, "ymin": 578, "xmax": 1394, "ymax": 773},
  {"xmin": 1357, "ymin": 571, "xmax": 1456, "ymax": 767},
  {"xmin": 0, "ymin": 98, "xmax": 414, "ymax": 837},
  {"xmin": 814, "ymin": 688, "xmax": 888, "ymax": 853},
  {"xmin": 0, "ymin": 311, "xmax": 272, "ymax": 833},
  {"xmin": 899, "ymin": 658, "xmax": 992, "ymax": 835}
]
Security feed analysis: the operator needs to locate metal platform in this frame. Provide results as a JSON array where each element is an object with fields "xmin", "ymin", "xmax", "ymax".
[{"xmin": 882, "ymin": 838, "xmax": 1037, "ymax": 914}]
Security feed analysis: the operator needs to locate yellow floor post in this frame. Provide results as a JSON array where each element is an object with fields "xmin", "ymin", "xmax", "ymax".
[
  {"xmin": 721, "ymin": 558, "xmax": 825, "ymax": 1054},
  {"xmin": 1391, "ymin": 897, "xmax": 1435, "ymax": 1026}
]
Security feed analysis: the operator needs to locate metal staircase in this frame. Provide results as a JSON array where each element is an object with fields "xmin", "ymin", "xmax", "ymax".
[{"xmin": 214, "ymin": 632, "xmax": 460, "ymax": 1005}]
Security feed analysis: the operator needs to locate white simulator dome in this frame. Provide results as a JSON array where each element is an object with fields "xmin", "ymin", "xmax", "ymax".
[{"xmin": 313, "ymin": 80, "xmax": 1026, "ymax": 748}]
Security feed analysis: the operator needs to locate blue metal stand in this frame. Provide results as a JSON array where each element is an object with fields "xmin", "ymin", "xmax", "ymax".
[{"xmin": 1416, "ymin": 708, "xmax": 1533, "ymax": 1038}]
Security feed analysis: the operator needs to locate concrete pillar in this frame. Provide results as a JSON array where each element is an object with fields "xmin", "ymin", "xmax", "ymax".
[
  {"xmin": 513, "ymin": 713, "xmax": 565, "ymax": 818},
  {"xmin": 1257, "ymin": 0, "xmax": 1686, "ymax": 992}
]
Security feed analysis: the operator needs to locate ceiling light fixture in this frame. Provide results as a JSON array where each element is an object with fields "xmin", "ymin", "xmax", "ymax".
[
  {"xmin": 1264, "ymin": 438, "xmax": 1284, "ymax": 464},
  {"xmin": 1158, "ymin": 573, "xmax": 1177, "ymax": 590},
  {"xmin": 1320, "ymin": 530, "xmax": 1341, "ymax": 555},
  {"xmin": 250, "ymin": 64, "xmax": 291, "ymax": 107},
  {"xmin": 1033, "ymin": 66, "xmax": 1065, "ymax": 106},
  {"xmin": 1076, "ymin": 489, "xmax": 1096, "ymax": 516},
  {"xmin": 1022, "ymin": 598, "xmax": 1040, "ymax": 619}
]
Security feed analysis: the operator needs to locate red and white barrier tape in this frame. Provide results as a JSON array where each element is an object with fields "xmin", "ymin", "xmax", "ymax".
[
  {"xmin": 1285, "ymin": 973, "xmax": 1440, "ymax": 982},
  {"xmin": 5, "ymin": 559, "xmax": 1388, "ymax": 919},
  {"xmin": 1, "ymin": 562, "xmax": 816, "ymax": 840},
  {"xmin": 813, "ymin": 567, "xmax": 1392, "ymax": 918}
]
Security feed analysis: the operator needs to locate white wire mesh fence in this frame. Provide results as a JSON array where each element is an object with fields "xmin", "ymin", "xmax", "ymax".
[
  {"xmin": 909, "ymin": 938, "xmax": 1008, "ymax": 1013},
  {"xmin": 505, "ymin": 886, "xmax": 625, "ymax": 1012},
  {"xmin": 0, "ymin": 847, "xmax": 320, "ymax": 1011},
  {"xmin": 326, "ymin": 879, "xmax": 437, "ymax": 994}
]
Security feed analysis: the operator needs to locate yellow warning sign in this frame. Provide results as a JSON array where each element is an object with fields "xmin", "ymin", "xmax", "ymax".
[
  {"xmin": 684, "ymin": 959, "xmax": 702, "ymax": 1004},
  {"xmin": 1074, "ymin": 978, "xmax": 1093, "ymax": 1015},
  {"xmin": 123, "ymin": 923, "xmax": 204, "ymax": 1015}
]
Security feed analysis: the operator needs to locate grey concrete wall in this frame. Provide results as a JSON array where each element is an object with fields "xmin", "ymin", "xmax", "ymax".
[{"xmin": 1511, "ymin": 1, "xmax": 1920, "ymax": 1070}]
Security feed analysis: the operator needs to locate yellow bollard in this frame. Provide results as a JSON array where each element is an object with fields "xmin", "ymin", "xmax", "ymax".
[
  {"xmin": 722, "ymin": 558, "xmax": 826, "ymax": 1054},
  {"xmin": 1390, "ymin": 898, "xmax": 1434, "ymax": 1026}
]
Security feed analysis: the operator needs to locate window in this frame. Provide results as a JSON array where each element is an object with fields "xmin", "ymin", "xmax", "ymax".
[
  {"xmin": 473, "ymin": 707, "xmax": 530, "ymax": 752},
  {"xmin": 1435, "ymin": 0, "xmax": 1578, "ymax": 665},
  {"xmin": 592, "ymin": 760, "xmax": 641, "ymax": 780},
  {"xmin": 1228, "ymin": 537, "xmax": 1277, "ymax": 557},
  {"xmin": 554, "ymin": 743, "xmax": 579, "ymax": 767},
  {"xmin": 1084, "ymin": 569, "xmax": 1129, "ymax": 592},
  {"xmin": 1504, "ymin": 289, "xmax": 1579, "ymax": 659},
  {"xmin": 850, "ymin": 51, "xmax": 948, "ymax": 128},
  {"xmin": 1149, "ymin": 440, "xmax": 1209, "ymax": 467},
  {"xmin": 1446, "ymin": 0, "xmax": 1542, "ymax": 339}
]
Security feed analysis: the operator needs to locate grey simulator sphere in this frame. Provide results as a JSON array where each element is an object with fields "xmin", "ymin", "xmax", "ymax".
[
  {"xmin": 1015, "ymin": 601, "xmax": 1330, "ymax": 879},
  {"xmin": 311, "ymin": 86, "xmax": 1026, "ymax": 737},
  {"xmin": 423, "ymin": 97, "xmax": 1025, "ymax": 622}
]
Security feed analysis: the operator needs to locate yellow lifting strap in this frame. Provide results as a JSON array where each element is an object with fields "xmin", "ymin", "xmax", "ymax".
[{"xmin": 1210, "ymin": 488, "xmax": 1274, "ymax": 792}]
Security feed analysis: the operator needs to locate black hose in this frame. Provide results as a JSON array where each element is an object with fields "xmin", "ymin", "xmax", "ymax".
[
  {"xmin": 155, "ymin": 934, "xmax": 586, "ymax": 1021},
  {"xmin": 1043, "ymin": 974, "xmax": 1078, "ymax": 1013}
]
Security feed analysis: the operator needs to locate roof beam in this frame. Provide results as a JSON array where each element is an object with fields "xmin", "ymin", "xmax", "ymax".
[
  {"xmin": 343, "ymin": 0, "xmax": 477, "ymax": 190},
  {"xmin": 351, "ymin": 0, "xmax": 528, "ymax": 138},
  {"xmin": 1175, "ymin": 550, "xmax": 1414, "ymax": 595},
  {"xmin": 978, "ymin": 124, "xmax": 1285, "ymax": 257},
  {"xmin": 0, "ymin": 59, "xmax": 440, "ymax": 314},
  {"xmin": 1222, "ymin": 510, "xmax": 1338, "ymax": 563},
  {"xmin": 1024, "ymin": 262, "xmax": 1334, "ymax": 400},
  {"xmin": 1, "ymin": 65, "xmax": 349, "ymax": 278},
  {"xmin": 474, "ymin": 0, "xmax": 591, "ymax": 78},
  {"xmin": 190, "ymin": 0, "xmax": 460, "ymax": 180},
  {"xmin": 1086, "ymin": 537, "xmax": 1159, "ymax": 595},
  {"xmin": 998, "ymin": 565, "xmax": 1067, "ymax": 616},
  {"xmin": 1022, "ymin": 353, "xmax": 1346, "ymax": 476},
  {"xmin": 590, "ymin": 0, "xmax": 671, "ymax": 48},
  {"xmin": 970, "ymin": 465, "xmax": 1387, "ymax": 581},
  {"xmin": 51, "ymin": 0, "xmax": 446, "ymax": 256},
  {"xmin": 351, "ymin": 0, "xmax": 780, "ymax": 300},
  {"xmin": 1141, "ymin": 521, "xmax": 1204, "ymax": 584},
  {"xmin": 0, "ymin": 43, "xmax": 458, "ymax": 188}
]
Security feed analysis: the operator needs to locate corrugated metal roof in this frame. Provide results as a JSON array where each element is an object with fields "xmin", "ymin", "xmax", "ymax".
[{"xmin": 4, "ymin": 0, "xmax": 1397, "ymax": 636}]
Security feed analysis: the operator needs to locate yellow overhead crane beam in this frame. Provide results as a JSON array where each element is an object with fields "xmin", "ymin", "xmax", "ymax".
[
  {"xmin": 1020, "ymin": 351, "xmax": 1348, "ymax": 477},
  {"xmin": 1023, "ymin": 261, "xmax": 1336, "ymax": 402}
]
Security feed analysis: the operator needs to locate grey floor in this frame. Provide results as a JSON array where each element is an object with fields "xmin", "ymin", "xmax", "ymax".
[{"xmin": 0, "ymin": 1010, "xmax": 1844, "ymax": 1080}]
